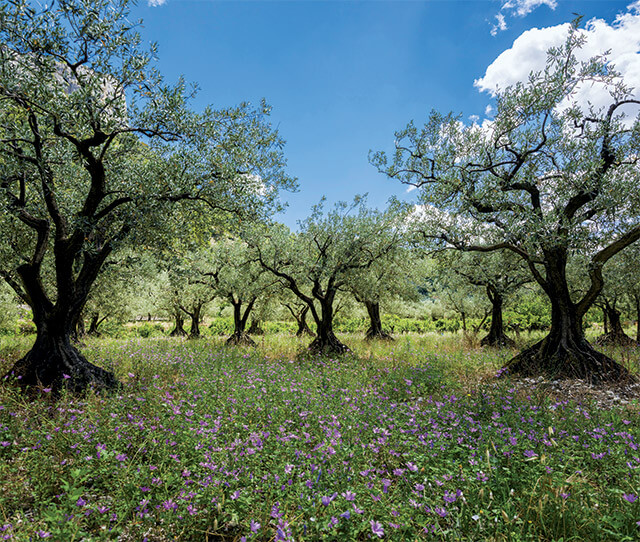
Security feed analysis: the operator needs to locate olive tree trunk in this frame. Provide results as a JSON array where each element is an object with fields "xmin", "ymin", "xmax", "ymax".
[
  {"xmin": 364, "ymin": 300, "xmax": 393, "ymax": 341},
  {"xmin": 504, "ymin": 251, "xmax": 632, "ymax": 383},
  {"xmin": 596, "ymin": 300, "xmax": 635, "ymax": 346},
  {"xmin": 226, "ymin": 298, "xmax": 256, "ymax": 346},
  {"xmin": 480, "ymin": 285, "xmax": 514, "ymax": 347},
  {"xmin": 4, "ymin": 254, "xmax": 119, "ymax": 394},
  {"xmin": 308, "ymin": 290, "xmax": 349, "ymax": 355},
  {"xmin": 169, "ymin": 307, "xmax": 187, "ymax": 337}
]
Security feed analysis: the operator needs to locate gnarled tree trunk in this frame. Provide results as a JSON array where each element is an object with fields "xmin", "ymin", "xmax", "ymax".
[
  {"xmin": 248, "ymin": 319, "xmax": 264, "ymax": 336},
  {"xmin": 296, "ymin": 305, "xmax": 315, "ymax": 337},
  {"xmin": 364, "ymin": 300, "xmax": 393, "ymax": 341},
  {"xmin": 181, "ymin": 302, "xmax": 207, "ymax": 339},
  {"xmin": 169, "ymin": 307, "xmax": 187, "ymax": 337},
  {"xmin": 4, "ymin": 253, "xmax": 119, "ymax": 394},
  {"xmin": 307, "ymin": 291, "xmax": 349, "ymax": 355},
  {"xmin": 6, "ymin": 311, "xmax": 118, "ymax": 394},
  {"xmin": 87, "ymin": 312, "xmax": 107, "ymax": 337},
  {"xmin": 226, "ymin": 297, "xmax": 256, "ymax": 346},
  {"xmin": 596, "ymin": 300, "xmax": 635, "ymax": 346},
  {"xmin": 503, "ymin": 252, "xmax": 632, "ymax": 383},
  {"xmin": 481, "ymin": 285, "xmax": 514, "ymax": 347}
]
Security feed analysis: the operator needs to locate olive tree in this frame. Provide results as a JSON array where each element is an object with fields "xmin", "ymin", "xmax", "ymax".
[
  {"xmin": 434, "ymin": 250, "xmax": 531, "ymax": 346},
  {"xmin": 0, "ymin": 0, "xmax": 293, "ymax": 392},
  {"xmin": 373, "ymin": 28, "xmax": 640, "ymax": 382},
  {"xmin": 345, "ymin": 234, "xmax": 417, "ymax": 341},
  {"xmin": 254, "ymin": 198, "xmax": 406, "ymax": 355},
  {"xmin": 204, "ymin": 238, "xmax": 276, "ymax": 346}
]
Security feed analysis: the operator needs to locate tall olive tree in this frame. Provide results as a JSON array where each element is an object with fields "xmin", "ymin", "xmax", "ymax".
[
  {"xmin": 373, "ymin": 28, "xmax": 640, "ymax": 382},
  {"xmin": 345, "ymin": 235, "xmax": 417, "ymax": 341},
  {"xmin": 254, "ymin": 198, "xmax": 406, "ymax": 355},
  {"xmin": 204, "ymin": 238, "xmax": 276, "ymax": 346},
  {"xmin": 0, "ymin": 0, "xmax": 293, "ymax": 392}
]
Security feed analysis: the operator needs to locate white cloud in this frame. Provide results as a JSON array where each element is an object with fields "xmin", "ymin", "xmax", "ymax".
[
  {"xmin": 491, "ymin": 0, "xmax": 556, "ymax": 35},
  {"xmin": 469, "ymin": 114, "xmax": 480, "ymax": 123},
  {"xmin": 148, "ymin": 0, "xmax": 167, "ymax": 6},
  {"xmin": 491, "ymin": 13, "xmax": 508, "ymax": 37},
  {"xmin": 502, "ymin": 0, "xmax": 557, "ymax": 18},
  {"xmin": 475, "ymin": 1, "xmax": 640, "ymax": 114},
  {"xmin": 484, "ymin": 104, "xmax": 494, "ymax": 117}
]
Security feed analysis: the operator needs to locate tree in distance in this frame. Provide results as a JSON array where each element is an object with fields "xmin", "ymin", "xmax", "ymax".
[
  {"xmin": 203, "ymin": 237, "xmax": 276, "ymax": 346},
  {"xmin": 433, "ymin": 250, "xmax": 531, "ymax": 347},
  {"xmin": 345, "ymin": 228, "xmax": 418, "ymax": 341},
  {"xmin": 373, "ymin": 27, "xmax": 640, "ymax": 382},
  {"xmin": 0, "ymin": 0, "xmax": 294, "ymax": 393},
  {"xmin": 253, "ymin": 198, "xmax": 408, "ymax": 355}
]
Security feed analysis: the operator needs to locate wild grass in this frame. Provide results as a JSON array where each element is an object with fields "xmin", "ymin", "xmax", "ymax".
[{"xmin": 0, "ymin": 332, "xmax": 638, "ymax": 541}]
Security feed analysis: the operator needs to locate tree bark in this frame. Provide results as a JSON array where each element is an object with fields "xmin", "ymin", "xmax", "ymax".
[
  {"xmin": 364, "ymin": 300, "xmax": 393, "ymax": 341},
  {"xmin": 285, "ymin": 304, "xmax": 315, "ymax": 337},
  {"xmin": 4, "ymin": 255, "xmax": 119, "ymax": 394},
  {"xmin": 596, "ymin": 300, "xmax": 635, "ymax": 346},
  {"xmin": 226, "ymin": 298, "xmax": 256, "ymax": 346},
  {"xmin": 248, "ymin": 319, "xmax": 264, "ymax": 335},
  {"xmin": 503, "ymin": 252, "xmax": 633, "ymax": 383},
  {"xmin": 307, "ymin": 293, "xmax": 349, "ymax": 355},
  {"xmin": 87, "ymin": 313, "xmax": 103, "ymax": 336},
  {"xmin": 5, "ymin": 314, "xmax": 118, "ymax": 394},
  {"xmin": 295, "ymin": 305, "xmax": 315, "ymax": 337},
  {"xmin": 481, "ymin": 285, "xmax": 514, "ymax": 347},
  {"xmin": 189, "ymin": 305, "xmax": 202, "ymax": 339},
  {"xmin": 71, "ymin": 312, "xmax": 85, "ymax": 343},
  {"xmin": 169, "ymin": 308, "xmax": 187, "ymax": 337}
]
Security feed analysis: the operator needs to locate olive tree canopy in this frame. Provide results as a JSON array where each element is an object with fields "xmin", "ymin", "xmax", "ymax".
[
  {"xmin": 0, "ymin": 0, "xmax": 294, "ymax": 393},
  {"xmin": 373, "ymin": 28, "xmax": 640, "ymax": 382}
]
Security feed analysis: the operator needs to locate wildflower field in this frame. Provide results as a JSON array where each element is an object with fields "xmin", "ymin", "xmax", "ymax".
[{"xmin": 0, "ymin": 334, "xmax": 639, "ymax": 541}]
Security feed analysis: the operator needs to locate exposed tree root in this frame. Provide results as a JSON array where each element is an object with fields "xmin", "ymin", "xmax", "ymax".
[
  {"xmin": 226, "ymin": 332, "xmax": 257, "ymax": 346},
  {"xmin": 481, "ymin": 332, "xmax": 515, "ymax": 348},
  {"xmin": 365, "ymin": 328, "xmax": 394, "ymax": 341},
  {"xmin": 307, "ymin": 332, "xmax": 350, "ymax": 356},
  {"xmin": 4, "ymin": 335, "xmax": 119, "ymax": 395},
  {"xmin": 502, "ymin": 335, "xmax": 635, "ymax": 384},
  {"xmin": 595, "ymin": 331, "xmax": 637, "ymax": 347}
]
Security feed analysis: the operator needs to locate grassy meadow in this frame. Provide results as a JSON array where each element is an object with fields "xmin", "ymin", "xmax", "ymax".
[{"xmin": 0, "ymin": 332, "xmax": 639, "ymax": 541}]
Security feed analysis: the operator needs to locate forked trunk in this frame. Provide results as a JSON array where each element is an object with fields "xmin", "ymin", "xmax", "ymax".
[
  {"xmin": 87, "ymin": 313, "xmax": 102, "ymax": 336},
  {"xmin": 596, "ymin": 301, "xmax": 635, "ymax": 346},
  {"xmin": 481, "ymin": 286, "xmax": 514, "ymax": 347},
  {"xmin": 364, "ymin": 301, "xmax": 393, "ymax": 341},
  {"xmin": 288, "ymin": 305, "xmax": 316, "ymax": 337},
  {"xmin": 295, "ymin": 305, "xmax": 315, "ymax": 337},
  {"xmin": 226, "ymin": 299, "xmax": 256, "ymax": 346},
  {"xmin": 188, "ymin": 305, "xmax": 202, "ymax": 339},
  {"xmin": 248, "ymin": 319, "xmax": 264, "ymax": 335},
  {"xmin": 503, "ymin": 268, "xmax": 632, "ymax": 383},
  {"xmin": 170, "ymin": 308, "xmax": 187, "ymax": 337},
  {"xmin": 307, "ymin": 295, "xmax": 349, "ymax": 355},
  {"xmin": 5, "ymin": 316, "xmax": 118, "ymax": 394}
]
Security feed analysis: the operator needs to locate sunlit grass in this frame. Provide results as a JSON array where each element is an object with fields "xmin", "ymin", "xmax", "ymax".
[{"xmin": 0, "ymin": 333, "xmax": 638, "ymax": 541}]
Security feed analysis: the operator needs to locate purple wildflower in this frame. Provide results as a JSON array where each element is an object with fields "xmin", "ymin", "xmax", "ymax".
[
  {"xmin": 370, "ymin": 520, "xmax": 384, "ymax": 538},
  {"xmin": 342, "ymin": 490, "xmax": 356, "ymax": 501},
  {"xmin": 623, "ymin": 493, "xmax": 638, "ymax": 503}
]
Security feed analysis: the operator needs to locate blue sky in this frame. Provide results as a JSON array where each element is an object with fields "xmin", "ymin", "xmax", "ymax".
[{"xmin": 130, "ymin": 0, "xmax": 639, "ymax": 228}]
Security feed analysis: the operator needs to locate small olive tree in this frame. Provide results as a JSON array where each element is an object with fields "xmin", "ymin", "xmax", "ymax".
[{"xmin": 253, "ymin": 198, "xmax": 407, "ymax": 355}]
